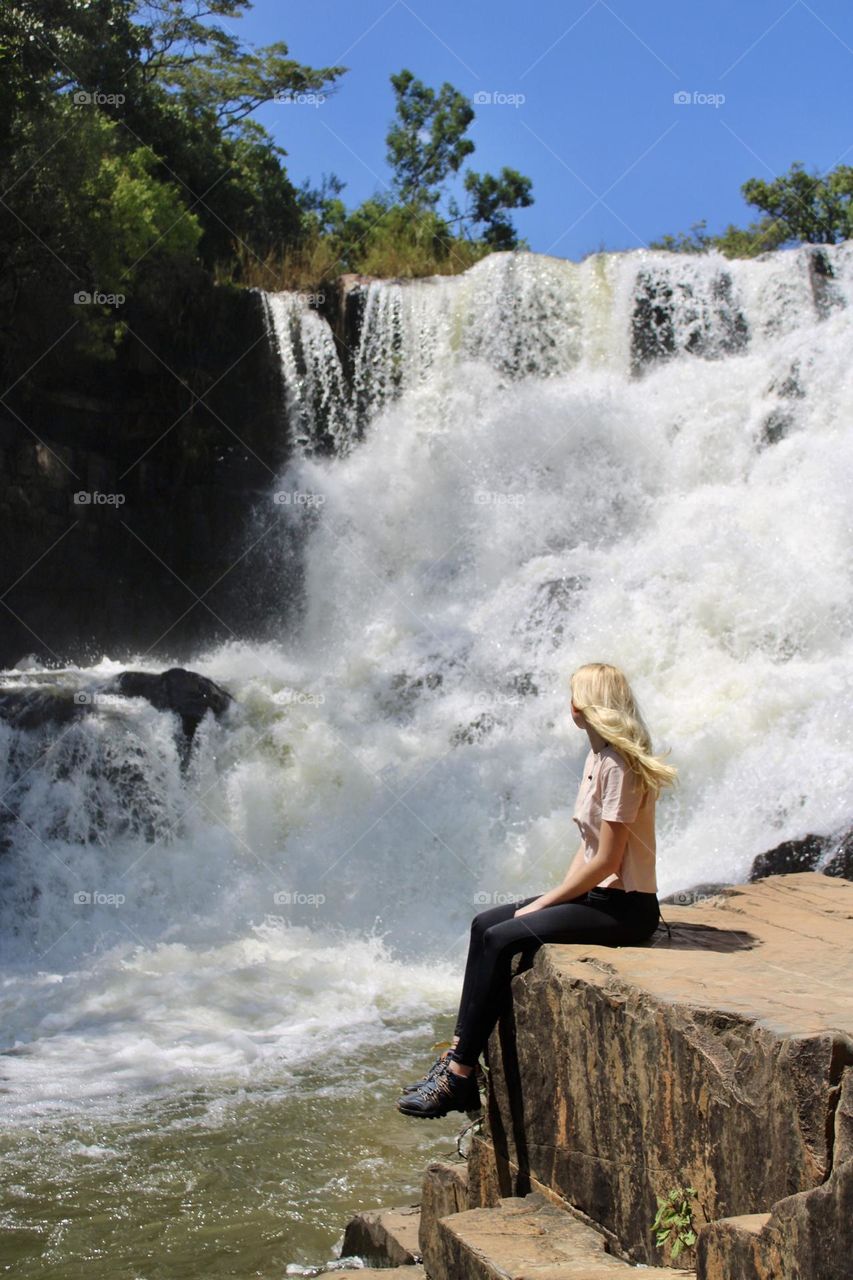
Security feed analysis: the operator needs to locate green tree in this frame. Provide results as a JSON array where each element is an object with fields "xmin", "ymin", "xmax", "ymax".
[
  {"xmin": 712, "ymin": 217, "xmax": 789, "ymax": 258},
  {"xmin": 741, "ymin": 162, "xmax": 853, "ymax": 244},
  {"xmin": 385, "ymin": 68, "xmax": 533, "ymax": 248},
  {"xmin": 0, "ymin": 0, "xmax": 348, "ymax": 372},
  {"xmin": 386, "ymin": 70, "xmax": 475, "ymax": 207},
  {"xmin": 650, "ymin": 162, "xmax": 853, "ymax": 259},
  {"xmin": 461, "ymin": 168, "xmax": 534, "ymax": 248}
]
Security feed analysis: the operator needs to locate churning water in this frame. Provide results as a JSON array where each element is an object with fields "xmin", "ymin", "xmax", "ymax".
[{"xmin": 2, "ymin": 247, "xmax": 852, "ymax": 1276}]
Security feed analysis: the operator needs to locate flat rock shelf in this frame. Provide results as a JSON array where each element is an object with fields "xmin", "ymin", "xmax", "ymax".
[{"xmin": 332, "ymin": 873, "xmax": 851, "ymax": 1279}]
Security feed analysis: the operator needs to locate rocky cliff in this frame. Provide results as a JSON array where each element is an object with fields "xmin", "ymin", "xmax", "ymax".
[
  {"xmin": 339, "ymin": 873, "xmax": 852, "ymax": 1279},
  {"xmin": 0, "ymin": 284, "xmax": 289, "ymax": 669}
]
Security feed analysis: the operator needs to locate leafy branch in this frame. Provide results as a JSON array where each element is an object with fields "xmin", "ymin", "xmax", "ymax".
[{"xmin": 651, "ymin": 1185, "xmax": 697, "ymax": 1260}]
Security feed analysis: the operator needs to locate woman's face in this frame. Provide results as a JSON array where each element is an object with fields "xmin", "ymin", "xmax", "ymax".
[{"xmin": 570, "ymin": 698, "xmax": 586, "ymax": 731}]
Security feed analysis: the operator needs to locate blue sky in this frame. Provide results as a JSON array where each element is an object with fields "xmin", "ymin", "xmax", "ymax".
[{"xmin": 233, "ymin": 0, "xmax": 853, "ymax": 257}]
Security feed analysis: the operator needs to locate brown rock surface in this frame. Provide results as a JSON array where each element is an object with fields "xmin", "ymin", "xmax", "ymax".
[
  {"xmin": 697, "ymin": 1066, "xmax": 853, "ymax": 1279},
  {"xmin": 418, "ymin": 1160, "xmax": 468, "ymax": 1258},
  {"xmin": 426, "ymin": 1191, "xmax": 694, "ymax": 1279},
  {"xmin": 484, "ymin": 873, "xmax": 853, "ymax": 1267},
  {"xmin": 326, "ymin": 1269, "xmax": 425, "ymax": 1279},
  {"xmin": 340, "ymin": 1202, "xmax": 421, "ymax": 1266}
]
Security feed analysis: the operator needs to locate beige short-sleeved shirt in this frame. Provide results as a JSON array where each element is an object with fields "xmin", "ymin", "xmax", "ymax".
[{"xmin": 572, "ymin": 746, "xmax": 657, "ymax": 893}]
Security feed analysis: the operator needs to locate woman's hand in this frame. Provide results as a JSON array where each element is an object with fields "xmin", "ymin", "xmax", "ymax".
[{"xmin": 513, "ymin": 826, "xmax": 628, "ymax": 917}]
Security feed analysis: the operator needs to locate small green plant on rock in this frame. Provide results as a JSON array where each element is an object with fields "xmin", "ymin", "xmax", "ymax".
[{"xmin": 652, "ymin": 1185, "xmax": 697, "ymax": 1259}]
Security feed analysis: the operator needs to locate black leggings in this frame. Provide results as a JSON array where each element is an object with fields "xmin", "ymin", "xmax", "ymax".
[{"xmin": 453, "ymin": 887, "xmax": 660, "ymax": 1066}]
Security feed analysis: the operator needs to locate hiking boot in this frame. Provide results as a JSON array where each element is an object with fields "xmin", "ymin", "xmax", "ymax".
[
  {"xmin": 396, "ymin": 1063, "xmax": 482, "ymax": 1119},
  {"xmin": 400, "ymin": 1047, "xmax": 454, "ymax": 1095}
]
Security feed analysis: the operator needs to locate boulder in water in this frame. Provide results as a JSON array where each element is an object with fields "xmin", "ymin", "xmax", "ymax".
[
  {"xmin": 101, "ymin": 667, "xmax": 233, "ymax": 746},
  {"xmin": 749, "ymin": 832, "xmax": 835, "ymax": 880},
  {"xmin": 0, "ymin": 666, "xmax": 233, "ymax": 762},
  {"xmin": 0, "ymin": 686, "xmax": 84, "ymax": 730}
]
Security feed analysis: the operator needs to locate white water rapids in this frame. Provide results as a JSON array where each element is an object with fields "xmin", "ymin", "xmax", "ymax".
[{"xmin": 1, "ymin": 246, "xmax": 852, "ymax": 1274}]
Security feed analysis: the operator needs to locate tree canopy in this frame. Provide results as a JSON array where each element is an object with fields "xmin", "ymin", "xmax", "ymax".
[{"xmin": 651, "ymin": 161, "xmax": 853, "ymax": 258}]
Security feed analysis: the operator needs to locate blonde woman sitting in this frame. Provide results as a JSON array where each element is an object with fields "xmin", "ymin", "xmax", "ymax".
[{"xmin": 398, "ymin": 662, "xmax": 677, "ymax": 1119}]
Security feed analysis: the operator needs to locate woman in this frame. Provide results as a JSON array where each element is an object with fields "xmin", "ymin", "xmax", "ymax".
[{"xmin": 397, "ymin": 662, "xmax": 677, "ymax": 1120}]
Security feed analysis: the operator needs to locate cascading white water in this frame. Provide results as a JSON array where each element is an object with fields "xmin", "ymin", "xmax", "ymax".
[{"xmin": 3, "ymin": 245, "xmax": 852, "ymax": 1275}]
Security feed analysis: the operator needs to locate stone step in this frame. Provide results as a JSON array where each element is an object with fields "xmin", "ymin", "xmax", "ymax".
[
  {"xmin": 418, "ymin": 1159, "xmax": 469, "ymax": 1258},
  {"xmin": 426, "ymin": 1191, "xmax": 695, "ymax": 1279},
  {"xmin": 326, "ymin": 1269, "xmax": 425, "ymax": 1279},
  {"xmin": 340, "ymin": 1202, "xmax": 421, "ymax": 1267},
  {"xmin": 326, "ymin": 1269, "xmax": 422, "ymax": 1280}
]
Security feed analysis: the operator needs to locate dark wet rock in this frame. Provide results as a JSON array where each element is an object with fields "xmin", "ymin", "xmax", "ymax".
[
  {"xmin": 379, "ymin": 669, "xmax": 444, "ymax": 718},
  {"xmin": 768, "ymin": 360, "xmax": 806, "ymax": 400},
  {"xmin": 707, "ymin": 271, "xmax": 751, "ymax": 355},
  {"xmin": 757, "ymin": 407, "xmax": 794, "ymax": 448},
  {"xmin": 631, "ymin": 268, "xmax": 749, "ymax": 375},
  {"xmin": 508, "ymin": 671, "xmax": 538, "ymax": 698},
  {"xmin": 0, "ymin": 667, "xmax": 233, "ymax": 772},
  {"xmin": 522, "ymin": 576, "xmax": 586, "ymax": 648},
  {"xmin": 823, "ymin": 829, "xmax": 853, "ymax": 878},
  {"xmin": 101, "ymin": 667, "xmax": 232, "ymax": 746},
  {"xmin": 808, "ymin": 248, "xmax": 845, "ymax": 318},
  {"xmin": 631, "ymin": 270, "xmax": 676, "ymax": 373},
  {"xmin": 750, "ymin": 833, "xmax": 827, "ymax": 880},
  {"xmin": 451, "ymin": 711, "xmax": 497, "ymax": 746},
  {"xmin": 0, "ymin": 686, "xmax": 84, "ymax": 730}
]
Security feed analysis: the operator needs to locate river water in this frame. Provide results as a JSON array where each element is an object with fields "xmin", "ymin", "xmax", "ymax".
[{"xmin": 2, "ymin": 247, "xmax": 852, "ymax": 1276}]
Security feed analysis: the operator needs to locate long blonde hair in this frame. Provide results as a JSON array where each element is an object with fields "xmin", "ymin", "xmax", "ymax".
[{"xmin": 570, "ymin": 662, "xmax": 677, "ymax": 797}]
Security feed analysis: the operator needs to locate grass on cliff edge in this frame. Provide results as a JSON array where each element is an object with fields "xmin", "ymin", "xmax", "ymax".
[{"xmin": 222, "ymin": 228, "xmax": 493, "ymax": 291}]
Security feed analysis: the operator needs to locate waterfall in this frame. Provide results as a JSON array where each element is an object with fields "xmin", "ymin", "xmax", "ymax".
[{"xmin": 1, "ymin": 247, "xmax": 852, "ymax": 1249}]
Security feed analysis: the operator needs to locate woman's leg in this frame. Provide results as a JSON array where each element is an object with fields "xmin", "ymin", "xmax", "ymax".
[
  {"xmin": 453, "ymin": 896, "xmax": 542, "ymax": 1041},
  {"xmin": 453, "ymin": 893, "xmax": 659, "ymax": 1067}
]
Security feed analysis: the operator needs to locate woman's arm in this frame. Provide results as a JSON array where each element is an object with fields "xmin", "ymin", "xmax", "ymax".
[{"xmin": 514, "ymin": 821, "xmax": 629, "ymax": 916}]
